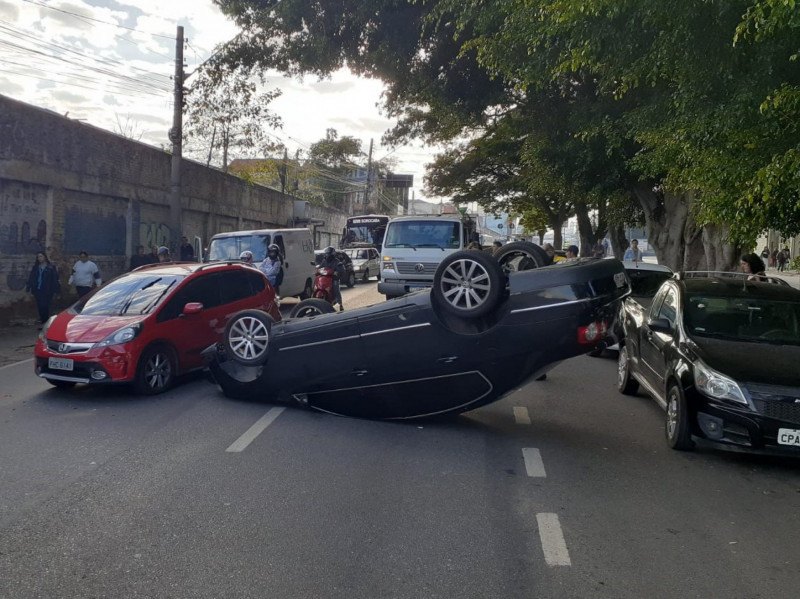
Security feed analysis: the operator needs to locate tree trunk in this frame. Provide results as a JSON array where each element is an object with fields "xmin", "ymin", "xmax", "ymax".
[
  {"xmin": 550, "ymin": 214, "xmax": 566, "ymax": 249},
  {"xmin": 609, "ymin": 224, "xmax": 628, "ymax": 259},
  {"xmin": 222, "ymin": 130, "xmax": 230, "ymax": 173},
  {"xmin": 537, "ymin": 229, "xmax": 545, "ymax": 245},
  {"xmin": 632, "ymin": 184, "xmax": 690, "ymax": 271},
  {"xmin": 701, "ymin": 224, "xmax": 741, "ymax": 272}
]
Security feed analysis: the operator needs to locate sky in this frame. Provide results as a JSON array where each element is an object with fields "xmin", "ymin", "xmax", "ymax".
[{"xmin": 0, "ymin": 0, "xmax": 439, "ymax": 202}]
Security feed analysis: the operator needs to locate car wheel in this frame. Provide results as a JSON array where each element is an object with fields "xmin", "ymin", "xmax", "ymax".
[
  {"xmin": 346, "ymin": 271, "xmax": 356, "ymax": 288},
  {"xmin": 433, "ymin": 250, "xmax": 504, "ymax": 318},
  {"xmin": 299, "ymin": 278, "xmax": 313, "ymax": 300},
  {"xmin": 666, "ymin": 384, "xmax": 694, "ymax": 451},
  {"xmin": 47, "ymin": 379, "xmax": 76, "ymax": 389},
  {"xmin": 135, "ymin": 345, "xmax": 176, "ymax": 395},
  {"xmin": 494, "ymin": 241, "xmax": 550, "ymax": 273},
  {"xmin": 617, "ymin": 345, "xmax": 639, "ymax": 395},
  {"xmin": 289, "ymin": 298, "xmax": 336, "ymax": 318},
  {"xmin": 224, "ymin": 310, "xmax": 273, "ymax": 366},
  {"xmin": 362, "ymin": 269, "xmax": 370, "ymax": 282}
]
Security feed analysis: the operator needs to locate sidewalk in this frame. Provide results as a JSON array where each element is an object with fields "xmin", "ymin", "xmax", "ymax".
[{"xmin": 0, "ymin": 322, "xmax": 38, "ymax": 368}]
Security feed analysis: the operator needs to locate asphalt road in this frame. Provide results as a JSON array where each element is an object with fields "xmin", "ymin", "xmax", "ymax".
[{"xmin": 1, "ymin": 281, "xmax": 799, "ymax": 599}]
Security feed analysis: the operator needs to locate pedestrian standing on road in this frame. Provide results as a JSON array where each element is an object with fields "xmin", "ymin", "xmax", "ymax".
[
  {"xmin": 761, "ymin": 246, "xmax": 770, "ymax": 269},
  {"xmin": 69, "ymin": 251, "xmax": 101, "ymax": 298},
  {"xmin": 179, "ymin": 236, "xmax": 195, "ymax": 261},
  {"xmin": 25, "ymin": 252, "xmax": 60, "ymax": 326},
  {"xmin": 623, "ymin": 239, "xmax": 643, "ymax": 262},
  {"xmin": 740, "ymin": 253, "xmax": 767, "ymax": 280},
  {"xmin": 259, "ymin": 244, "xmax": 284, "ymax": 295},
  {"xmin": 148, "ymin": 246, "xmax": 159, "ymax": 263},
  {"xmin": 157, "ymin": 246, "xmax": 171, "ymax": 263},
  {"xmin": 566, "ymin": 244, "xmax": 580, "ymax": 260},
  {"xmin": 129, "ymin": 245, "xmax": 150, "ymax": 271},
  {"xmin": 777, "ymin": 247, "xmax": 788, "ymax": 272},
  {"xmin": 782, "ymin": 247, "xmax": 791, "ymax": 271}
]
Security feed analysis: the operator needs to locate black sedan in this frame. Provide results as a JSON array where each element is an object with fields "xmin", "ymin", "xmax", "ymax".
[
  {"xmin": 205, "ymin": 249, "xmax": 630, "ymax": 419},
  {"xmin": 618, "ymin": 274, "xmax": 800, "ymax": 453}
]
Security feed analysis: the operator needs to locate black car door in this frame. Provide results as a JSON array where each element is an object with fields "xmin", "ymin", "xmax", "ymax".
[{"xmin": 640, "ymin": 285, "xmax": 678, "ymax": 398}]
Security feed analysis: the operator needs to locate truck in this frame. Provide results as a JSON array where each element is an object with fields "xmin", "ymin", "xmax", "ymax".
[{"xmin": 377, "ymin": 214, "xmax": 478, "ymax": 299}]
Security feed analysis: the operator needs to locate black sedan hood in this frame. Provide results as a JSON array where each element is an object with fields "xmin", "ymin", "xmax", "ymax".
[{"xmin": 690, "ymin": 335, "xmax": 800, "ymax": 387}]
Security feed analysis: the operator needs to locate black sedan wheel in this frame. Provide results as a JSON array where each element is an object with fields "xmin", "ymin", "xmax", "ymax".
[
  {"xmin": 289, "ymin": 298, "xmax": 336, "ymax": 318},
  {"xmin": 494, "ymin": 241, "xmax": 550, "ymax": 273},
  {"xmin": 617, "ymin": 345, "xmax": 639, "ymax": 395},
  {"xmin": 135, "ymin": 345, "xmax": 176, "ymax": 395},
  {"xmin": 666, "ymin": 384, "xmax": 694, "ymax": 451},
  {"xmin": 224, "ymin": 310, "xmax": 273, "ymax": 366},
  {"xmin": 433, "ymin": 250, "xmax": 503, "ymax": 318}
]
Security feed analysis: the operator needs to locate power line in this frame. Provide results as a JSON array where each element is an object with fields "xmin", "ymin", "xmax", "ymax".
[{"xmin": 21, "ymin": 0, "xmax": 174, "ymax": 39}]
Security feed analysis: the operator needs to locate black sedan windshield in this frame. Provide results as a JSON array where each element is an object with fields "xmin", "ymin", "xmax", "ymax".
[
  {"xmin": 685, "ymin": 294, "xmax": 800, "ymax": 345},
  {"xmin": 628, "ymin": 270, "xmax": 672, "ymax": 298},
  {"xmin": 77, "ymin": 274, "xmax": 185, "ymax": 316}
]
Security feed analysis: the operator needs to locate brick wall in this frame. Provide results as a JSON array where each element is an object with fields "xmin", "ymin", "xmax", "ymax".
[{"xmin": 0, "ymin": 95, "xmax": 347, "ymax": 324}]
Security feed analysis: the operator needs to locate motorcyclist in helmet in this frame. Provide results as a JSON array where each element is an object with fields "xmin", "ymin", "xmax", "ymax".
[
  {"xmin": 239, "ymin": 250, "xmax": 254, "ymax": 265},
  {"xmin": 259, "ymin": 243, "xmax": 283, "ymax": 293},
  {"xmin": 319, "ymin": 246, "xmax": 345, "ymax": 311}
]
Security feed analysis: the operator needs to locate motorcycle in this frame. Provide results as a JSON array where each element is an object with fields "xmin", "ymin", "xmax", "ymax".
[{"xmin": 289, "ymin": 266, "xmax": 341, "ymax": 318}]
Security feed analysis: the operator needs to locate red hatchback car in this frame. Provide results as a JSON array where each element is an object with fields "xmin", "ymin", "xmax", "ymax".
[{"xmin": 35, "ymin": 262, "xmax": 281, "ymax": 394}]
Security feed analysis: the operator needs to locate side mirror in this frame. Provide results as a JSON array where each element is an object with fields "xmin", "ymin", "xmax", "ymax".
[
  {"xmin": 182, "ymin": 302, "xmax": 204, "ymax": 316},
  {"xmin": 647, "ymin": 317, "xmax": 673, "ymax": 335}
]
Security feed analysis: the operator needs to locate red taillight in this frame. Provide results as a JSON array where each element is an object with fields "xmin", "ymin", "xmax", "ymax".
[{"xmin": 578, "ymin": 321, "xmax": 607, "ymax": 345}]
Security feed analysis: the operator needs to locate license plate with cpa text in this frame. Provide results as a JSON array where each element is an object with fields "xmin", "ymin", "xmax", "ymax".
[
  {"xmin": 777, "ymin": 428, "xmax": 800, "ymax": 446},
  {"xmin": 614, "ymin": 272, "xmax": 627, "ymax": 288},
  {"xmin": 48, "ymin": 357, "xmax": 74, "ymax": 371}
]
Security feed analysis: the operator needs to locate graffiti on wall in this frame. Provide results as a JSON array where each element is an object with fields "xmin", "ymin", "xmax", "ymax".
[
  {"xmin": 64, "ymin": 205, "xmax": 126, "ymax": 255},
  {"xmin": 139, "ymin": 221, "xmax": 171, "ymax": 250},
  {"xmin": 0, "ymin": 181, "xmax": 48, "ymax": 254}
]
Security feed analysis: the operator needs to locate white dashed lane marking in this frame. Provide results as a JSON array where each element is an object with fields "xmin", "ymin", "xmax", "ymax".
[
  {"xmin": 513, "ymin": 406, "xmax": 531, "ymax": 425},
  {"xmin": 226, "ymin": 408, "xmax": 285, "ymax": 453},
  {"xmin": 536, "ymin": 513, "xmax": 572, "ymax": 566},
  {"xmin": 522, "ymin": 448, "xmax": 546, "ymax": 477}
]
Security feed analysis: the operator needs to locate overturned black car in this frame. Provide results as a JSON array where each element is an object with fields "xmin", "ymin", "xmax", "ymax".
[{"xmin": 204, "ymin": 248, "xmax": 629, "ymax": 419}]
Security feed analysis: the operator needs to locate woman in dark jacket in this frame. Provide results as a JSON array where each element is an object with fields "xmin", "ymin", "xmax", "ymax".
[{"xmin": 25, "ymin": 252, "xmax": 61, "ymax": 324}]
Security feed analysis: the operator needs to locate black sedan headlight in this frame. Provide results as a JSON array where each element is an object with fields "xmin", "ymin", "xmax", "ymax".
[
  {"xmin": 693, "ymin": 360, "xmax": 748, "ymax": 406},
  {"xmin": 94, "ymin": 323, "xmax": 142, "ymax": 348}
]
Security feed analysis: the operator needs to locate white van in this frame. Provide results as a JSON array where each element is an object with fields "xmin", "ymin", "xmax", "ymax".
[
  {"xmin": 378, "ymin": 215, "xmax": 472, "ymax": 299},
  {"xmin": 207, "ymin": 228, "xmax": 315, "ymax": 298}
]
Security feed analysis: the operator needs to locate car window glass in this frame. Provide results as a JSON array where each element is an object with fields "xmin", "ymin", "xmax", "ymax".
[
  {"xmin": 247, "ymin": 270, "xmax": 266, "ymax": 293},
  {"xmin": 253, "ymin": 235, "xmax": 271, "ymax": 262},
  {"xmin": 79, "ymin": 274, "xmax": 184, "ymax": 316},
  {"xmin": 628, "ymin": 271, "xmax": 672, "ymax": 297},
  {"xmin": 220, "ymin": 270, "xmax": 254, "ymax": 305},
  {"xmin": 656, "ymin": 289, "xmax": 678, "ymax": 325},
  {"xmin": 181, "ymin": 274, "xmax": 223, "ymax": 309}
]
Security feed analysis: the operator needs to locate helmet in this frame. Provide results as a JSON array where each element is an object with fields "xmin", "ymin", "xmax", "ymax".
[
  {"xmin": 323, "ymin": 246, "xmax": 336, "ymax": 257},
  {"xmin": 157, "ymin": 246, "xmax": 169, "ymax": 256},
  {"xmin": 239, "ymin": 250, "xmax": 253, "ymax": 262},
  {"xmin": 267, "ymin": 244, "xmax": 280, "ymax": 258}
]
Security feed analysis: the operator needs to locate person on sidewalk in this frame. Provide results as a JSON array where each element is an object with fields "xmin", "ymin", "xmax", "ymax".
[
  {"xmin": 565, "ymin": 244, "xmax": 580, "ymax": 260},
  {"xmin": 623, "ymin": 239, "xmax": 643, "ymax": 262},
  {"xmin": 179, "ymin": 236, "xmax": 195, "ymax": 261},
  {"xmin": 69, "ymin": 251, "xmax": 101, "ymax": 298},
  {"xmin": 26, "ymin": 252, "xmax": 61, "ymax": 325},
  {"xmin": 129, "ymin": 245, "xmax": 151, "ymax": 270},
  {"xmin": 157, "ymin": 246, "xmax": 172, "ymax": 263}
]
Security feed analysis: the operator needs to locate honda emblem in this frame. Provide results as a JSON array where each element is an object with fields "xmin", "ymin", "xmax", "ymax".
[{"xmin": 58, "ymin": 343, "xmax": 67, "ymax": 353}]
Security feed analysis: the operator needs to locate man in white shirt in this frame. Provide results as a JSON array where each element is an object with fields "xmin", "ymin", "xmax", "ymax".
[
  {"xmin": 69, "ymin": 251, "xmax": 101, "ymax": 297},
  {"xmin": 623, "ymin": 239, "xmax": 643, "ymax": 262}
]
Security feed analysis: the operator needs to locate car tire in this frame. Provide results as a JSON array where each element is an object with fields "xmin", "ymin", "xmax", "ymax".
[
  {"xmin": 433, "ymin": 250, "xmax": 504, "ymax": 319},
  {"xmin": 47, "ymin": 379, "xmax": 76, "ymax": 389},
  {"xmin": 134, "ymin": 344, "xmax": 176, "ymax": 395},
  {"xmin": 299, "ymin": 278, "xmax": 313, "ymax": 300},
  {"xmin": 494, "ymin": 241, "xmax": 550, "ymax": 273},
  {"xmin": 346, "ymin": 271, "xmax": 356, "ymax": 288},
  {"xmin": 289, "ymin": 298, "xmax": 336, "ymax": 318},
  {"xmin": 617, "ymin": 345, "xmax": 639, "ymax": 395},
  {"xmin": 666, "ymin": 384, "xmax": 694, "ymax": 451},
  {"xmin": 224, "ymin": 310, "xmax": 273, "ymax": 366}
]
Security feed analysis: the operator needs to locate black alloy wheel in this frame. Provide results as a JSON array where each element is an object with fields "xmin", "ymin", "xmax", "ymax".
[
  {"xmin": 665, "ymin": 384, "xmax": 694, "ymax": 451},
  {"xmin": 433, "ymin": 250, "xmax": 504, "ymax": 318},
  {"xmin": 135, "ymin": 345, "xmax": 176, "ymax": 395},
  {"xmin": 289, "ymin": 298, "xmax": 336, "ymax": 318},
  {"xmin": 617, "ymin": 345, "xmax": 639, "ymax": 395},
  {"xmin": 224, "ymin": 310, "xmax": 273, "ymax": 366},
  {"xmin": 493, "ymin": 241, "xmax": 550, "ymax": 273}
]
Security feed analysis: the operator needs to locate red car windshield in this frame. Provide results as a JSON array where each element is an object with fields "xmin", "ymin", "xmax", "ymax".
[{"xmin": 76, "ymin": 274, "xmax": 185, "ymax": 316}]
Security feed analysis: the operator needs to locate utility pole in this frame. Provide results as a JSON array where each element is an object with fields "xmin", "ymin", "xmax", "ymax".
[
  {"xmin": 363, "ymin": 138, "xmax": 373, "ymax": 215},
  {"xmin": 168, "ymin": 25, "xmax": 185, "ymax": 252}
]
